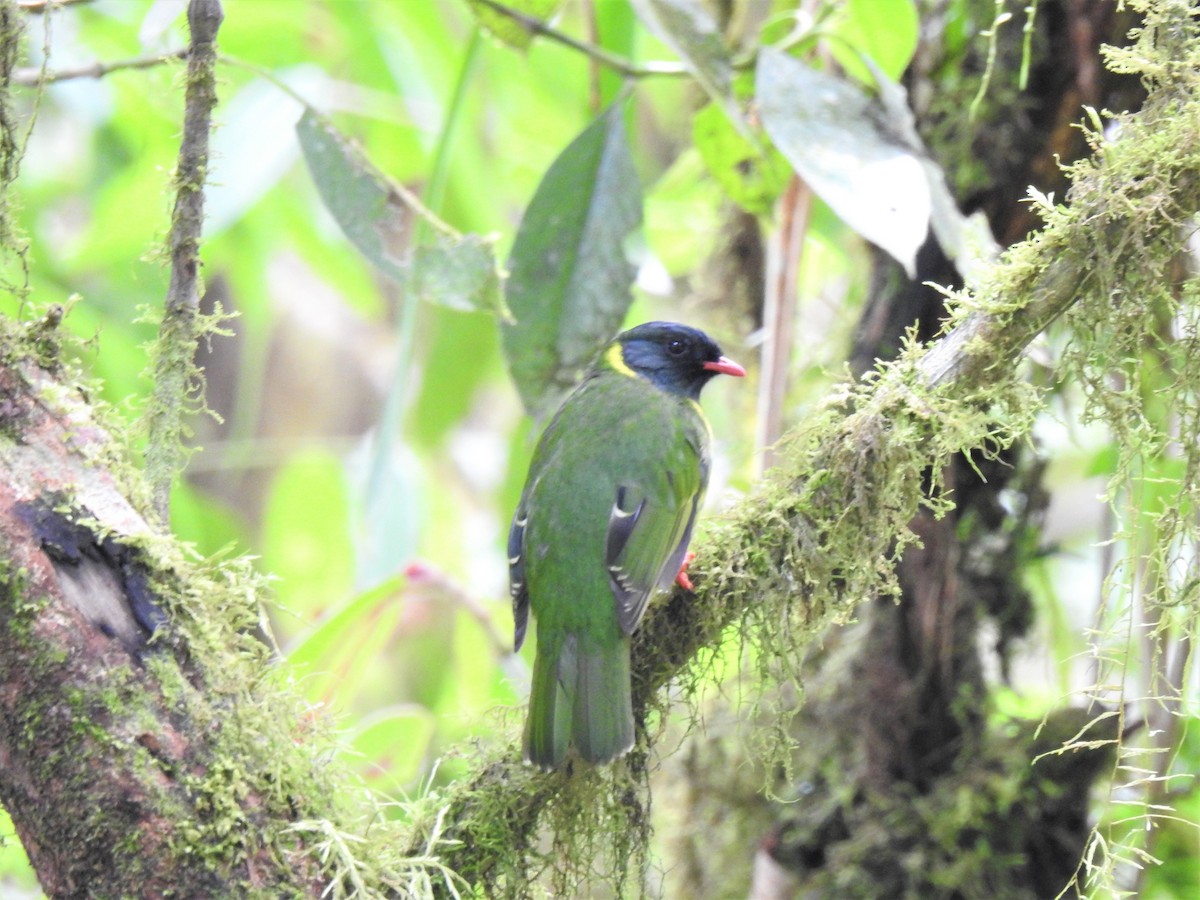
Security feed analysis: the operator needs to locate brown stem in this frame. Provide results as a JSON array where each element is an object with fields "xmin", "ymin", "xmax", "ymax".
[
  {"xmin": 12, "ymin": 48, "xmax": 186, "ymax": 86},
  {"xmin": 475, "ymin": 0, "xmax": 686, "ymax": 78},
  {"xmin": 144, "ymin": 0, "xmax": 223, "ymax": 522},
  {"xmin": 756, "ymin": 176, "xmax": 811, "ymax": 473}
]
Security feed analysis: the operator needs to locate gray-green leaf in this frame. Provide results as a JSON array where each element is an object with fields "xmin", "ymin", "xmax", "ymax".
[
  {"xmin": 412, "ymin": 234, "xmax": 503, "ymax": 314},
  {"xmin": 756, "ymin": 48, "xmax": 931, "ymax": 276},
  {"xmin": 631, "ymin": 0, "xmax": 750, "ymax": 139},
  {"xmin": 297, "ymin": 109, "xmax": 504, "ymax": 314},
  {"xmin": 502, "ymin": 102, "xmax": 643, "ymax": 417}
]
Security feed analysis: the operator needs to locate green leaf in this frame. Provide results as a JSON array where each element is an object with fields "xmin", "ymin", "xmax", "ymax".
[
  {"xmin": 502, "ymin": 101, "xmax": 643, "ymax": 416},
  {"xmin": 286, "ymin": 575, "xmax": 406, "ymax": 705},
  {"xmin": 756, "ymin": 48, "xmax": 930, "ymax": 276},
  {"xmin": 347, "ymin": 705, "xmax": 436, "ymax": 786},
  {"xmin": 412, "ymin": 232, "xmax": 503, "ymax": 313},
  {"xmin": 631, "ymin": 0, "xmax": 750, "ymax": 138},
  {"xmin": 692, "ymin": 99, "xmax": 791, "ymax": 216},
  {"xmin": 827, "ymin": 0, "xmax": 920, "ymax": 83},
  {"xmin": 261, "ymin": 450, "xmax": 355, "ymax": 629},
  {"xmin": 296, "ymin": 109, "xmax": 407, "ymax": 281},
  {"xmin": 296, "ymin": 109, "xmax": 504, "ymax": 314},
  {"xmin": 467, "ymin": 0, "xmax": 565, "ymax": 50}
]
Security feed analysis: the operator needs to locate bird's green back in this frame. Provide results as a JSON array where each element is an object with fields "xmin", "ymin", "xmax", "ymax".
[{"xmin": 520, "ymin": 359, "xmax": 710, "ymax": 644}]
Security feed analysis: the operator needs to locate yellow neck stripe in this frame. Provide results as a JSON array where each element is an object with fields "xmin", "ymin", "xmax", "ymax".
[
  {"xmin": 604, "ymin": 344, "xmax": 637, "ymax": 379},
  {"xmin": 691, "ymin": 398, "xmax": 713, "ymax": 439}
]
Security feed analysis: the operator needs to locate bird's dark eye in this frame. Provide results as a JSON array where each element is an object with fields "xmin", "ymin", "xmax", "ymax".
[{"xmin": 666, "ymin": 339, "xmax": 687, "ymax": 356}]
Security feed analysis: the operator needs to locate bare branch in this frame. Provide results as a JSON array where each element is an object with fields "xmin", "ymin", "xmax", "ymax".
[
  {"xmin": 15, "ymin": 0, "xmax": 92, "ymax": 13},
  {"xmin": 12, "ymin": 48, "xmax": 186, "ymax": 86},
  {"xmin": 475, "ymin": 0, "xmax": 686, "ymax": 78}
]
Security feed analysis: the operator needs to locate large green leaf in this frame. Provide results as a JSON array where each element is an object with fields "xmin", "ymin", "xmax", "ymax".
[
  {"xmin": 348, "ymin": 705, "xmax": 436, "ymax": 787},
  {"xmin": 756, "ymin": 48, "xmax": 930, "ymax": 276},
  {"xmin": 466, "ymin": 0, "xmax": 565, "ymax": 50},
  {"xmin": 296, "ymin": 109, "xmax": 503, "ymax": 314},
  {"xmin": 631, "ymin": 0, "xmax": 749, "ymax": 138},
  {"xmin": 827, "ymin": 0, "xmax": 920, "ymax": 83},
  {"xmin": 261, "ymin": 450, "xmax": 355, "ymax": 629},
  {"xmin": 502, "ymin": 102, "xmax": 643, "ymax": 416}
]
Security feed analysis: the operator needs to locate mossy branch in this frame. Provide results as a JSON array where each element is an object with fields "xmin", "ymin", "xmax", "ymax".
[
  {"xmin": 421, "ymin": 4, "xmax": 1200, "ymax": 890},
  {"xmin": 143, "ymin": 0, "xmax": 222, "ymax": 522}
]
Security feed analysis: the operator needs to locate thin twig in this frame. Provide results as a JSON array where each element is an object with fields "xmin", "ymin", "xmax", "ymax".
[
  {"xmin": 475, "ymin": 0, "xmax": 686, "ymax": 78},
  {"xmin": 15, "ymin": 0, "xmax": 92, "ymax": 13},
  {"xmin": 144, "ymin": 0, "xmax": 222, "ymax": 522},
  {"xmin": 12, "ymin": 49, "xmax": 186, "ymax": 86}
]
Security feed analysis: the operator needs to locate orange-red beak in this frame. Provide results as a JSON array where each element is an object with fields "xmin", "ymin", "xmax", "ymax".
[{"xmin": 703, "ymin": 356, "xmax": 746, "ymax": 377}]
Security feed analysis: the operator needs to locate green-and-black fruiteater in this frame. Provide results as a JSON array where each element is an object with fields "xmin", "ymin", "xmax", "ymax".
[{"xmin": 509, "ymin": 321, "xmax": 745, "ymax": 768}]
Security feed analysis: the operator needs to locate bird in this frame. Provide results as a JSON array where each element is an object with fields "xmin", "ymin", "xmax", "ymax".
[{"xmin": 508, "ymin": 321, "xmax": 745, "ymax": 769}]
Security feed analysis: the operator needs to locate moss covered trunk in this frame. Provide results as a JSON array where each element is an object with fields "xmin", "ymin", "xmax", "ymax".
[
  {"xmin": 0, "ymin": 351, "xmax": 331, "ymax": 897},
  {"xmin": 0, "ymin": 4, "xmax": 341, "ymax": 895},
  {"xmin": 665, "ymin": 3, "xmax": 1148, "ymax": 897}
]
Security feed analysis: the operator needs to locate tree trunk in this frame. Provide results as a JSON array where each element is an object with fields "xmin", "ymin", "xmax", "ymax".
[{"xmin": 0, "ymin": 350, "xmax": 328, "ymax": 896}]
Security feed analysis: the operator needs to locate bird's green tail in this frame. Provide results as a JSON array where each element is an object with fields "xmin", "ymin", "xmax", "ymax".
[{"xmin": 523, "ymin": 632, "xmax": 634, "ymax": 769}]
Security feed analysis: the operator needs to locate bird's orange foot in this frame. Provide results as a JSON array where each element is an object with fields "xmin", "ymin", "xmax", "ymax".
[{"xmin": 675, "ymin": 552, "xmax": 697, "ymax": 591}]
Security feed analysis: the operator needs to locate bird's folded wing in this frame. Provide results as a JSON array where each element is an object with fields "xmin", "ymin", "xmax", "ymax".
[
  {"xmin": 605, "ymin": 470, "xmax": 701, "ymax": 636},
  {"xmin": 509, "ymin": 496, "xmax": 531, "ymax": 651}
]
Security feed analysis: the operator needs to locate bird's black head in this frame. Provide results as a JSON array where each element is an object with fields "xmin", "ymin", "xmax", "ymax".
[{"xmin": 612, "ymin": 321, "xmax": 745, "ymax": 400}]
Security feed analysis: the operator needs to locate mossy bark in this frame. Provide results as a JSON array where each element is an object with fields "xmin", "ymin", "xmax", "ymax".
[
  {"xmin": 662, "ymin": 3, "xmax": 1147, "ymax": 898},
  {"xmin": 0, "ymin": 353, "xmax": 331, "ymax": 897}
]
